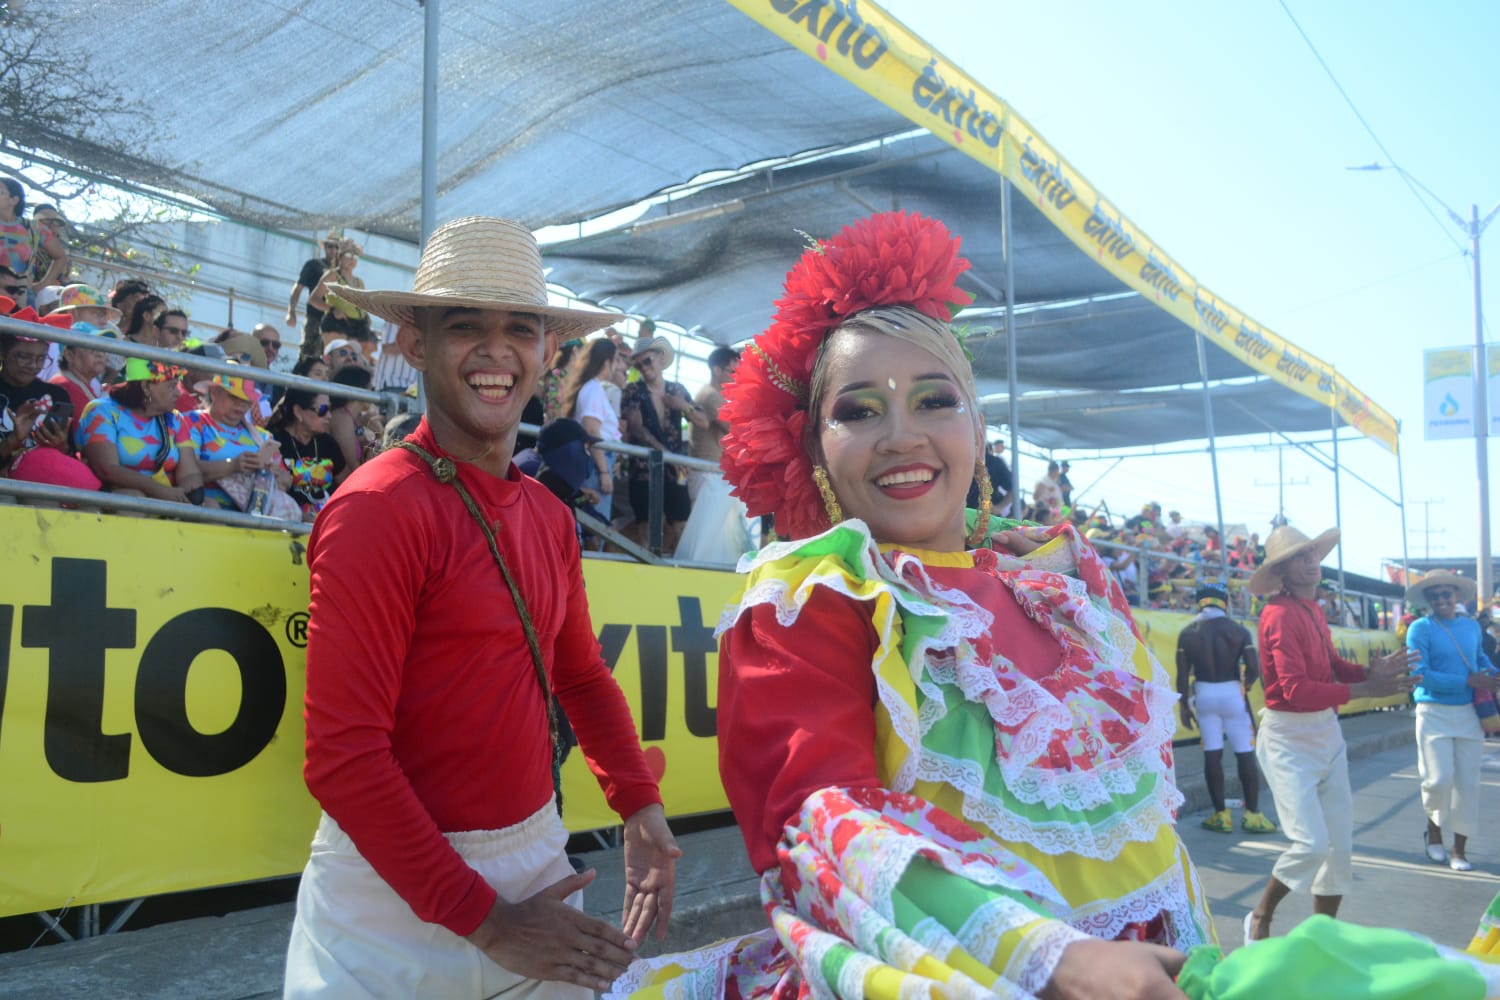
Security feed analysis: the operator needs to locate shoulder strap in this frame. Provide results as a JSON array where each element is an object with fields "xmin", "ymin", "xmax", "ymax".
[
  {"xmin": 1431, "ymin": 617, "xmax": 1477, "ymax": 674},
  {"xmin": 395, "ymin": 440, "xmax": 560, "ymax": 758}
]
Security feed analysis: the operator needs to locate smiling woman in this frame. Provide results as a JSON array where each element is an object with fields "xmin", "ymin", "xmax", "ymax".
[{"xmin": 611, "ymin": 212, "xmax": 1214, "ymax": 1000}]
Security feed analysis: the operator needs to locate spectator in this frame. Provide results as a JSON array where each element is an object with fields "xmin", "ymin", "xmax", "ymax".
[
  {"xmin": 967, "ymin": 438, "xmax": 1014, "ymax": 516},
  {"xmin": 1057, "ymin": 459, "xmax": 1074, "ymax": 507},
  {"xmin": 213, "ymin": 330, "xmax": 269, "ymax": 369},
  {"xmin": 620, "ymin": 335, "xmax": 706, "ymax": 552},
  {"xmin": 322, "ymin": 337, "xmax": 362, "ymax": 373},
  {"xmin": 541, "ymin": 337, "xmax": 584, "ymax": 421},
  {"xmin": 288, "ymin": 229, "xmax": 343, "ymax": 355},
  {"xmin": 1405, "ymin": 571, "xmax": 1497, "ymax": 873},
  {"xmin": 76, "ymin": 358, "xmax": 203, "ymax": 503},
  {"xmin": 48, "ymin": 283, "xmax": 124, "ymax": 381},
  {"xmin": 687, "ymin": 345, "xmax": 739, "ymax": 502},
  {"xmin": 291, "ymin": 355, "xmax": 331, "ymax": 387},
  {"xmin": 1165, "ymin": 509, "xmax": 1187, "ymax": 538},
  {"xmin": 1, "ymin": 324, "xmax": 99, "ymax": 489},
  {"xmin": 266, "ymin": 386, "xmax": 347, "ymax": 518},
  {"xmin": 251, "ymin": 322, "xmax": 282, "ymax": 369},
  {"xmin": 326, "ymin": 365, "xmax": 382, "ymax": 473},
  {"xmin": 121, "ymin": 294, "xmax": 166, "ymax": 347},
  {"xmin": 47, "ymin": 321, "xmax": 111, "ymax": 441},
  {"xmin": 533, "ymin": 417, "xmax": 605, "ymax": 542},
  {"xmin": 1031, "ymin": 459, "xmax": 1063, "ymax": 524},
  {"xmin": 175, "ymin": 340, "xmax": 228, "ymax": 412},
  {"xmin": 109, "ymin": 278, "xmax": 152, "ymax": 325},
  {"xmin": 0, "ymin": 179, "xmax": 67, "ymax": 304},
  {"xmin": 183, "ymin": 369, "xmax": 297, "ymax": 517},
  {"xmin": 29, "ymin": 206, "xmax": 70, "ymax": 288},
  {"xmin": 1124, "ymin": 501, "xmax": 1161, "ymax": 532},
  {"xmin": 153, "ymin": 308, "xmax": 191, "ymax": 351},
  {"xmin": 310, "ymin": 239, "xmax": 369, "ymax": 343},
  {"xmin": 561, "ymin": 337, "xmax": 624, "ymax": 528},
  {"xmin": 34, "ymin": 284, "xmax": 62, "ymax": 316}
]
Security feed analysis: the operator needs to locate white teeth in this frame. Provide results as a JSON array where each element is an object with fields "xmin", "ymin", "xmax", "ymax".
[
  {"xmin": 467, "ymin": 373, "xmax": 514, "ymax": 387},
  {"xmin": 876, "ymin": 469, "xmax": 936, "ymax": 487}
]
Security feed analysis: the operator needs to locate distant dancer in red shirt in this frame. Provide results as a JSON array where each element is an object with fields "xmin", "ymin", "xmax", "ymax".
[
  {"xmin": 1242, "ymin": 526, "xmax": 1415, "ymax": 944},
  {"xmin": 283, "ymin": 217, "xmax": 679, "ymax": 998}
]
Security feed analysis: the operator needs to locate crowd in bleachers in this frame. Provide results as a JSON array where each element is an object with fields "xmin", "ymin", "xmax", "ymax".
[{"xmin": 0, "ymin": 192, "xmax": 750, "ymax": 552}]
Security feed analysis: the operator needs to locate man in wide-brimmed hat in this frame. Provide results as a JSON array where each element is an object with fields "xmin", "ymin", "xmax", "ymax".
[
  {"xmin": 285, "ymin": 217, "xmax": 678, "ymax": 998},
  {"xmin": 1176, "ymin": 584, "xmax": 1277, "ymax": 837},
  {"xmin": 1243, "ymin": 525, "xmax": 1417, "ymax": 943},
  {"xmin": 1404, "ymin": 570, "xmax": 1499, "ymax": 873},
  {"xmin": 620, "ymin": 333, "xmax": 706, "ymax": 553}
]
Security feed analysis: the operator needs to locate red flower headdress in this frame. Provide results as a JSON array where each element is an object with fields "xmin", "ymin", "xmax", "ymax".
[{"xmin": 720, "ymin": 211, "xmax": 972, "ymax": 540}]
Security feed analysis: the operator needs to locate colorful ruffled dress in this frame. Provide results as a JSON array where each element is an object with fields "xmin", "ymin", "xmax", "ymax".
[{"xmin": 611, "ymin": 520, "xmax": 1213, "ymax": 999}]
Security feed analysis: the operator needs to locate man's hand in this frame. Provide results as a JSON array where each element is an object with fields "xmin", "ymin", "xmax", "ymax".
[
  {"xmin": 992, "ymin": 525, "xmax": 1051, "ymax": 556},
  {"xmin": 1179, "ymin": 702, "xmax": 1196, "ymax": 731},
  {"xmin": 465, "ymin": 869, "xmax": 636, "ymax": 991},
  {"xmin": 1468, "ymin": 672, "xmax": 1500, "ymax": 693},
  {"xmin": 284, "ymin": 310, "xmax": 297, "ymax": 327},
  {"xmin": 1040, "ymin": 939, "xmax": 1188, "ymax": 1000},
  {"xmin": 1351, "ymin": 647, "xmax": 1418, "ymax": 700},
  {"xmin": 620, "ymin": 803, "xmax": 681, "ymax": 944}
]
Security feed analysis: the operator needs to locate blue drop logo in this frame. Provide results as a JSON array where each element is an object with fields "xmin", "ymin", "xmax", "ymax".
[{"xmin": 1440, "ymin": 393, "xmax": 1460, "ymax": 417}]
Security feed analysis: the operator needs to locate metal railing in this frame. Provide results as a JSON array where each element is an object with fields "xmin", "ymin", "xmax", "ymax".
[{"xmin": 4, "ymin": 313, "xmax": 741, "ymax": 562}]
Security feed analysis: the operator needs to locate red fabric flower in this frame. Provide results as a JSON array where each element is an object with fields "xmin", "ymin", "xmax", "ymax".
[{"xmin": 720, "ymin": 212, "xmax": 973, "ymax": 540}]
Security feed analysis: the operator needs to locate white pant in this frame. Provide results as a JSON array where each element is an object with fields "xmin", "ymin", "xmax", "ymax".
[
  {"xmin": 1416, "ymin": 701, "xmax": 1484, "ymax": 838},
  {"xmin": 1256, "ymin": 708, "xmax": 1352, "ymax": 896},
  {"xmin": 284, "ymin": 804, "xmax": 588, "ymax": 1000},
  {"xmin": 1193, "ymin": 680, "xmax": 1255, "ymax": 754}
]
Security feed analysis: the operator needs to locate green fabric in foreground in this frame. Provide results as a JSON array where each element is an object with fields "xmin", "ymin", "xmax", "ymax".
[{"xmin": 1176, "ymin": 916, "xmax": 1485, "ymax": 1000}]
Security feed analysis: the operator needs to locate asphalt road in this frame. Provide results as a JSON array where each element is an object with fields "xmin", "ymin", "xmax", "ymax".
[{"xmin": 1176, "ymin": 738, "xmax": 1500, "ymax": 953}]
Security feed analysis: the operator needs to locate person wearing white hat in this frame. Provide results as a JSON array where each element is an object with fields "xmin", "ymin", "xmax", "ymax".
[
  {"xmin": 283, "ymin": 217, "xmax": 678, "ymax": 999},
  {"xmin": 1243, "ymin": 525, "xmax": 1417, "ymax": 944},
  {"xmin": 1404, "ymin": 571, "xmax": 1499, "ymax": 872}
]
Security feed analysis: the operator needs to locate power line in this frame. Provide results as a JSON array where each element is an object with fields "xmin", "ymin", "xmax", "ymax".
[{"xmin": 1277, "ymin": 0, "xmax": 1466, "ymax": 254}]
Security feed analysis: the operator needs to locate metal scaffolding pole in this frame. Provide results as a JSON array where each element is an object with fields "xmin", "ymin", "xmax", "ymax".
[
  {"xmin": 1194, "ymin": 332, "xmax": 1227, "ymax": 581},
  {"xmin": 1001, "ymin": 179, "xmax": 1020, "ymax": 505},
  {"xmin": 1397, "ymin": 424, "xmax": 1411, "ymax": 610},
  {"xmin": 1332, "ymin": 407, "xmax": 1346, "ymax": 595}
]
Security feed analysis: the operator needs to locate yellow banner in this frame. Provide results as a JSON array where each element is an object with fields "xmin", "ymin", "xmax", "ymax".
[
  {"xmin": 0, "ymin": 505, "xmax": 1401, "ymax": 915},
  {"xmin": 727, "ymin": 0, "xmax": 1399, "ymax": 453}
]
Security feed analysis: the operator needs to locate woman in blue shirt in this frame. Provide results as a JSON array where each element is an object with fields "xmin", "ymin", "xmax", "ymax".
[{"xmin": 1406, "ymin": 572, "xmax": 1500, "ymax": 871}]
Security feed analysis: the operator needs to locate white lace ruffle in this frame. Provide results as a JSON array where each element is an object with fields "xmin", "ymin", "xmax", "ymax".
[{"xmin": 1002, "ymin": 918, "xmax": 1090, "ymax": 998}]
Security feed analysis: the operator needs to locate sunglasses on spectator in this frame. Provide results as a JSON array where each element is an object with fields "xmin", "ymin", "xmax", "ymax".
[
  {"xmin": 160, "ymin": 323, "xmax": 190, "ymax": 336},
  {"xmin": 635, "ymin": 356, "xmax": 655, "ymax": 369},
  {"xmin": 303, "ymin": 403, "xmax": 331, "ymax": 416},
  {"xmin": 1429, "ymin": 589, "xmax": 1457, "ymax": 600},
  {"xmin": 258, "ymin": 338, "xmax": 281, "ymax": 350},
  {"xmin": 1, "ymin": 283, "xmax": 24, "ymax": 295}
]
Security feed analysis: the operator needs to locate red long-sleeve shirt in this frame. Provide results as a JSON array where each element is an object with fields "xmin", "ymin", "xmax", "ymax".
[
  {"xmin": 1258, "ymin": 594, "xmax": 1366, "ymax": 713},
  {"xmin": 718, "ymin": 561, "xmax": 1061, "ymax": 873},
  {"xmin": 303, "ymin": 419, "xmax": 660, "ymax": 935}
]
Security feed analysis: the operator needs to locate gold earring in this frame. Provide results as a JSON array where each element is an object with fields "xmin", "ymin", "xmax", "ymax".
[
  {"xmin": 812, "ymin": 465, "xmax": 843, "ymax": 525},
  {"xmin": 967, "ymin": 461, "xmax": 993, "ymax": 548}
]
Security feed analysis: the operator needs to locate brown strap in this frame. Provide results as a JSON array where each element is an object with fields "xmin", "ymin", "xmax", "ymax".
[{"xmin": 395, "ymin": 441, "xmax": 560, "ymax": 759}]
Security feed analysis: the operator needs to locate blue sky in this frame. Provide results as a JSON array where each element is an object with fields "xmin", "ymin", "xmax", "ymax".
[{"xmin": 880, "ymin": 0, "xmax": 1500, "ymax": 578}]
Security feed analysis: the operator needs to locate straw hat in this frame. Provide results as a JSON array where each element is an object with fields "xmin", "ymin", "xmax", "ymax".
[
  {"xmin": 631, "ymin": 335, "xmax": 675, "ymax": 369},
  {"xmin": 1246, "ymin": 525, "xmax": 1340, "ymax": 595},
  {"xmin": 327, "ymin": 217, "xmax": 617, "ymax": 340},
  {"xmin": 1405, "ymin": 570, "xmax": 1477, "ymax": 608}
]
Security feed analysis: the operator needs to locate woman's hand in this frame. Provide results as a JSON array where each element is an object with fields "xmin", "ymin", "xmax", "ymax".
[
  {"xmin": 992, "ymin": 525, "xmax": 1051, "ymax": 556},
  {"xmin": 236, "ymin": 450, "xmax": 268, "ymax": 473},
  {"xmin": 1468, "ymin": 672, "xmax": 1500, "ymax": 693},
  {"xmin": 1040, "ymin": 939, "xmax": 1188, "ymax": 1000},
  {"xmin": 12, "ymin": 398, "xmax": 47, "ymax": 442},
  {"xmin": 31, "ymin": 417, "xmax": 68, "ymax": 452}
]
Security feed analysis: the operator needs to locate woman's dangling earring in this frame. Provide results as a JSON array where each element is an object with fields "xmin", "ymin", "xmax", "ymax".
[
  {"xmin": 813, "ymin": 465, "xmax": 843, "ymax": 525},
  {"xmin": 967, "ymin": 461, "xmax": 993, "ymax": 548}
]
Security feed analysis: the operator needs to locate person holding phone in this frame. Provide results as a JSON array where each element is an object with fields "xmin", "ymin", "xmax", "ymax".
[{"xmin": 1, "ymin": 327, "xmax": 99, "ymax": 490}]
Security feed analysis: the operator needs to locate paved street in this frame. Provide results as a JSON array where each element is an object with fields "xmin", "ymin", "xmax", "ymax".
[{"xmin": 1177, "ymin": 737, "xmax": 1500, "ymax": 953}]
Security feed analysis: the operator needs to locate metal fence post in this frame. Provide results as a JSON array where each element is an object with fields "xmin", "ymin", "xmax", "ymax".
[{"xmin": 648, "ymin": 449, "xmax": 665, "ymax": 556}]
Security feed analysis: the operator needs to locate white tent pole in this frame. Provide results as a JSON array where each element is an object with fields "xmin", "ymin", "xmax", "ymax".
[
  {"xmin": 1193, "ymin": 332, "xmax": 1227, "ymax": 580},
  {"xmin": 1001, "ymin": 178, "xmax": 1020, "ymax": 510},
  {"xmin": 1397, "ymin": 421, "xmax": 1410, "ymax": 617},
  {"xmin": 1332, "ymin": 406, "xmax": 1346, "ymax": 596},
  {"xmin": 421, "ymin": 0, "xmax": 440, "ymax": 247}
]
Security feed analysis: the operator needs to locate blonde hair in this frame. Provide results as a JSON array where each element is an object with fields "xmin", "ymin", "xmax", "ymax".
[{"xmin": 807, "ymin": 305, "xmax": 980, "ymax": 438}]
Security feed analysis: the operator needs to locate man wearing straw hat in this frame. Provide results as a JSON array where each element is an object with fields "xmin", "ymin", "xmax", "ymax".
[
  {"xmin": 284, "ymin": 217, "xmax": 679, "ymax": 998},
  {"xmin": 1404, "ymin": 570, "xmax": 1499, "ymax": 872},
  {"xmin": 1242, "ymin": 525, "xmax": 1417, "ymax": 943}
]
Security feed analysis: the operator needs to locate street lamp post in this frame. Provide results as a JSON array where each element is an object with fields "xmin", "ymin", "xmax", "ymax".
[{"xmin": 1350, "ymin": 164, "xmax": 1500, "ymax": 606}]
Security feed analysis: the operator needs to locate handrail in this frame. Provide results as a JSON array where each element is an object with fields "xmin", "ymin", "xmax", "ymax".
[
  {"xmin": 0, "ymin": 313, "xmax": 408, "ymax": 411},
  {"xmin": 0, "ymin": 479, "xmax": 310, "ymax": 534}
]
